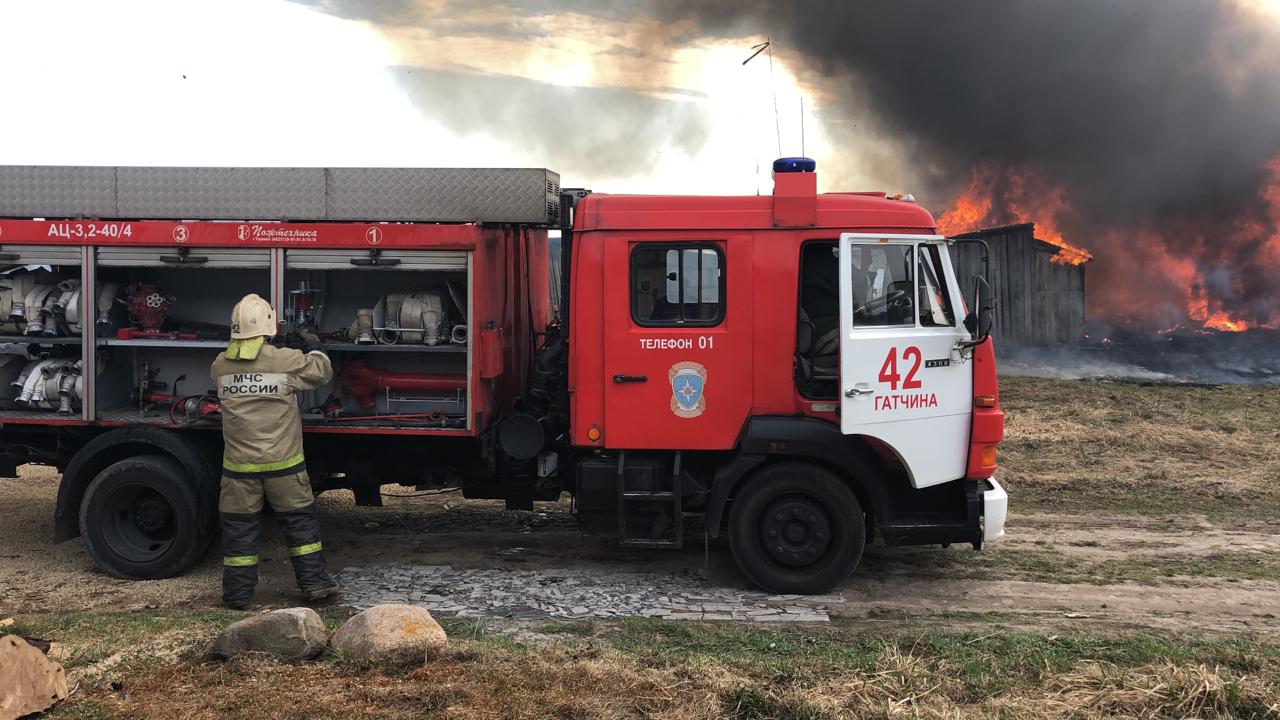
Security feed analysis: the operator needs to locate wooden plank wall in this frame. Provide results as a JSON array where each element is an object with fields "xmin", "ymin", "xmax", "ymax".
[{"xmin": 948, "ymin": 224, "xmax": 1086, "ymax": 348}]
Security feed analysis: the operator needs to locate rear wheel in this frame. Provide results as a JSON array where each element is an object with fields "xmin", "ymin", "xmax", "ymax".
[
  {"xmin": 79, "ymin": 454, "xmax": 214, "ymax": 579},
  {"xmin": 728, "ymin": 462, "xmax": 865, "ymax": 594}
]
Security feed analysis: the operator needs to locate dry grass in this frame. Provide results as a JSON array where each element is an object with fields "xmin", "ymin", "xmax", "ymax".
[
  {"xmin": 57, "ymin": 633, "xmax": 1280, "ymax": 720},
  {"xmin": 998, "ymin": 377, "xmax": 1280, "ymax": 517},
  {"xmin": 31, "ymin": 614, "xmax": 1280, "ymax": 720}
]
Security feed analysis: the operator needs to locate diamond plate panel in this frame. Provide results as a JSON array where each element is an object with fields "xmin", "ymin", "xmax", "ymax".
[
  {"xmin": 0, "ymin": 166, "xmax": 560, "ymax": 224},
  {"xmin": 0, "ymin": 166, "xmax": 116, "ymax": 217},
  {"xmin": 116, "ymin": 167, "xmax": 326, "ymax": 220},
  {"xmin": 326, "ymin": 168, "xmax": 560, "ymax": 223}
]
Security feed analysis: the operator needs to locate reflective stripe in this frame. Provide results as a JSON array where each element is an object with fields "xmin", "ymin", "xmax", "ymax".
[
  {"xmin": 223, "ymin": 555, "xmax": 259, "ymax": 567},
  {"xmin": 289, "ymin": 542, "xmax": 322, "ymax": 557},
  {"xmin": 223, "ymin": 452, "xmax": 305, "ymax": 474}
]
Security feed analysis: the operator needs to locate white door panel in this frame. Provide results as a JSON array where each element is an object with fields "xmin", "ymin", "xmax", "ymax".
[{"xmin": 838, "ymin": 233, "xmax": 973, "ymax": 489}]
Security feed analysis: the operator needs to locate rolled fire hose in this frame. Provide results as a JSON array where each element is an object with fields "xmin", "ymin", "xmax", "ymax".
[
  {"xmin": 451, "ymin": 324, "xmax": 468, "ymax": 345},
  {"xmin": 62, "ymin": 284, "xmax": 83, "ymax": 335},
  {"xmin": 398, "ymin": 292, "xmax": 443, "ymax": 345},
  {"xmin": 19, "ymin": 359, "xmax": 57, "ymax": 404},
  {"xmin": 0, "ymin": 282, "xmax": 12, "ymax": 320},
  {"xmin": 8, "ymin": 274, "xmax": 36, "ymax": 320},
  {"xmin": 38, "ymin": 286, "xmax": 65, "ymax": 336},
  {"xmin": 354, "ymin": 308, "xmax": 376, "ymax": 345},
  {"xmin": 57, "ymin": 362, "xmax": 82, "ymax": 413},
  {"xmin": 380, "ymin": 293, "xmax": 404, "ymax": 344},
  {"xmin": 95, "ymin": 282, "xmax": 119, "ymax": 326},
  {"xmin": 31, "ymin": 363, "xmax": 59, "ymax": 405},
  {"xmin": 22, "ymin": 284, "xmax": 56, "ymax": 334}
]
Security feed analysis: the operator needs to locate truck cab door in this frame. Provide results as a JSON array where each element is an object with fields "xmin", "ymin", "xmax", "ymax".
[
  {"xmin": 837, "ymin": 233, "xmax": 973, "ymax": 488},
  {"xmin": 600, "ymin": 237, "xmax": 751, "ymax": 449}
]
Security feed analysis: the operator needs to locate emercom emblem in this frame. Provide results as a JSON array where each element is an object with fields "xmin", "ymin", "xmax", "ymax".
[{"xmin": 669, "ymin": 361, "xmax": 707, "ymax": 419}]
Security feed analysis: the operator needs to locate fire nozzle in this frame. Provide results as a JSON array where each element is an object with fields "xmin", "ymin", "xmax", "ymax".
[{"xmin": 339, "ymin": 360, "xmax": 466, "ymax": 409}]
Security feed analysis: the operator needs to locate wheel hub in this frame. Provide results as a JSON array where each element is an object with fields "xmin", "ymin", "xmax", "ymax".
[
  {"xmin": 760, "ymin": 496, "xmax": 832, "ymax": 568},
  {"xmin": 100, "ymin": 483, "xmax": 177, "ymax": 562},
  {"xmin": 133, "ymin": 496, "xmax": 173, "ymax": 535}
]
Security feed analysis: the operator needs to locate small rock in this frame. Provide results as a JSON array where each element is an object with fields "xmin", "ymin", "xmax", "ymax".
[
  {"xmin": 210, "ymin": 608, "xmax": 327, "ymax": 660},
  {"xmin": 0, "ymin": 635, "xmax": 68, "ymax": 719},
  {"xmin": 330, "ymin": 604, "xmax": 447, "ymax": 666}
]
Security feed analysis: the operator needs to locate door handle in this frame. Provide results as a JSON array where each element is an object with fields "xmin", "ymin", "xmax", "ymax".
[
  {"xmin": 844, "ymin": 387, "xmax": 874, "ymax": 398},
  {"xmin": 613, "ymin": 374, "xmax": 648, "ymax": 384}
]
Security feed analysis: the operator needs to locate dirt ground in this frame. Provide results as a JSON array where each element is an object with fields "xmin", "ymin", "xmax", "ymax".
[
  {"xmin": 4, "ymin": 376, "xmax": 1279, "ymax": 718},
  {"xmin": 2, "ymin": 385, "xmax": 1278, "ymax": 637}
]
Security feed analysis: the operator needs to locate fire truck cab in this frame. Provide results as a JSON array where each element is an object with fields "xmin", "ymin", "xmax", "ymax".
[{"xmin": 560, "ymin": 158, "xmax": 1007, "ymax": 592}]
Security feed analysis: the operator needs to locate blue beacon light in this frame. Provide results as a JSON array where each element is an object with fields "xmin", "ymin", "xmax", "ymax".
[{"xmin": 773, "ymin": 157, "xmax": 816, "ymax": 173}]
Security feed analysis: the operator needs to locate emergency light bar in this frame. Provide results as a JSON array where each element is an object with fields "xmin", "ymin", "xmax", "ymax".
[{"xmin": 773, "ymin": 157, "xmax": 816, "ymax": 173}]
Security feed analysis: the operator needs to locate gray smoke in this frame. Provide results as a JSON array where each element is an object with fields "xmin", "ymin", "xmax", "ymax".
[
  {"xmin": 288, "ymin": 0, "xmax": 710, "ymax": 182},
  {"xmin": 389, "ymin": 66, "xmax": 710, "ymax": 181}
]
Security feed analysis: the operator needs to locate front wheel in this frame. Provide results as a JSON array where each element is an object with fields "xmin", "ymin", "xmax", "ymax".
[
  {"xmin": 79, "ymin": 454, "xmax": 215, "ymax": 579},
  {"xmin": 728, "ymin": 462, "xmax": 865, "ymax": 594}
]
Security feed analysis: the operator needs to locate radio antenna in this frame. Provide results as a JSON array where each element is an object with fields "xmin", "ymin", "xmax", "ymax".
[{"xmin": 743, "ymin": 39, "xmax": 782, "ymax": 158}]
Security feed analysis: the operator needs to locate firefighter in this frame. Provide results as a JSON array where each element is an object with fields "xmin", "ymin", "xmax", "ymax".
[{"xmin": 212, "ymin": 293, "xmax": 339, "ymax": 610}]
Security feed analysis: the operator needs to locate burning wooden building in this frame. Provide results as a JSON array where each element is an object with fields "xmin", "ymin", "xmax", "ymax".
[{"xmin": 949, "ymin": 223, "xmax": 1088, "ymax": 348}]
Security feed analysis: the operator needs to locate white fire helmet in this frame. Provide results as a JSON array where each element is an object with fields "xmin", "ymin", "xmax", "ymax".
[{"xmin": 229, "ymin": 293, "xmax": 277, "ymax": 340}]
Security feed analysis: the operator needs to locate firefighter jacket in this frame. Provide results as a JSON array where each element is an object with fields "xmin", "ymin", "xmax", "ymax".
[{"xmin": 211, "ymin": 344, "xmax": 333, "ymax": 478}]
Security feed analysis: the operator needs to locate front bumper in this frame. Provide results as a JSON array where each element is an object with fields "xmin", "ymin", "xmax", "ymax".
[{"xmin": 982, "ymin": 477, "xmax": 1008, "ymax": 542}]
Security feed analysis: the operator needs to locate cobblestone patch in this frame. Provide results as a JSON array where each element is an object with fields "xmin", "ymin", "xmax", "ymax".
[{"xmin": 338, "ymin": 565, "xmax": 840, "ymax": 622}]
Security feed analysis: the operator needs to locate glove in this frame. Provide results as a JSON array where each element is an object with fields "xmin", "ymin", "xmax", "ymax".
[{"xmin": 296, "ymin": 326, "xmax": 324, "ymax": 353}]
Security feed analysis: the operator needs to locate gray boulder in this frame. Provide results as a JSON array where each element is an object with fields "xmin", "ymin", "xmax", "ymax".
[
  {"xmin": 330, "ymin": 604, "xmax": 447, "ymax": 665},
  {"xmin": 211, "ymin": 607, "xmax": 328, "ymax": 660},
  {"xmin": 0, "ymin": 634, "xmax": 68, "ymax": 720}
]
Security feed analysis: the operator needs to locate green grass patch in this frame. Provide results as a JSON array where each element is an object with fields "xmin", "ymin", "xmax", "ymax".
[
  {"xmin": 860, "ymin": 542, "xmax": 1280, "ymax": 585},
  {"xmin": 596, "ymin": 617, "xmax": 1280, "ymax": 699}
]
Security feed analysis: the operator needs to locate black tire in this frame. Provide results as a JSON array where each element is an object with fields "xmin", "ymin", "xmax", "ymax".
[
  {"xmin": 728, "ymin": 462, "xmax": 865, "ymax": 594},
  {"xmin": 79, "ymin": 454, "xmax": 215, "ymax": 580}
]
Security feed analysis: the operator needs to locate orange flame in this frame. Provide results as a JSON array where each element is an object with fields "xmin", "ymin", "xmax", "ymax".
[
  {"xmin": 1182, "ymin": 153, "xmax": 1280, "ymax": 332},
  {"xmin": 940, "ymin": 157, "xmax": 1280, "ymax": 333},
  {"xmin": 936, "ymin": 163, "xmax": 1093, "ymax": 265}
]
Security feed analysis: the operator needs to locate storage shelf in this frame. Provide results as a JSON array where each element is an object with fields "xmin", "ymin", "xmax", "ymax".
[
  {"xmin": 0, "ymin": 335, "xmax": 83, "ymax": 345},
  {"xmin": 0, "ymin": 408, "xmax": 82, "ymax": 421},
  {"xmin": 97, "ymin": 407, "xmax": 214, "ymax": 425},
  {"xmin": 97, "ymin": 338, "xmax": 227, "ymax": 349},
  {"xmin": 321, "ymin": 341, "xmax": 466, "ymax": 354},
  {"xmin": 303, "ymin": 418, "xmax": 467, "ymax": 429}
]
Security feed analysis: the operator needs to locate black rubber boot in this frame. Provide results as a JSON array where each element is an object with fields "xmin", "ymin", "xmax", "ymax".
[
  {"xmin": 275, "ymin": 503, "xmax": 337, "ymax": 596},
  {"xmin": 220, "ymin": 510, "xmax": 262, "ymax": 609}
]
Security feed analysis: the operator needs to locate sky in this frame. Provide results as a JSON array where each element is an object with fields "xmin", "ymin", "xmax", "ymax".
[{"xmin": 0, "ymin": 0, "xmax": 861, "ymax": 197}]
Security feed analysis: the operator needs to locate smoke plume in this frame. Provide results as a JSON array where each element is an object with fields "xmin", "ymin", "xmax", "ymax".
[{"xmin": 658, "ymin": 0, "xmax": 1280, "ymax": 328}]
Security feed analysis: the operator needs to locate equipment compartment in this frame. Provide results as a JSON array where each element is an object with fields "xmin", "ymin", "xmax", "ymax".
[
  {"xmin": 0, "ymin": 246, "xmax": 87, "ymax": 417},
  {"xmin": 93, "ymin": 248, "xmax": 270, "ymax": 425},
  {"xmin": 283, "ymin": 248, "xmax": 471, "ymax": 430}
]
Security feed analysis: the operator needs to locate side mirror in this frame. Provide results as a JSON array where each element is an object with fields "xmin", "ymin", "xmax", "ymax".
[{"xmin": 963, "ymin": 274, "xmax": 994, "ymax": 341}]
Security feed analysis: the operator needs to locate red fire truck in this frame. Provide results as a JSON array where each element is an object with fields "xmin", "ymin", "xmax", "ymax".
[{"xmin": 0, "ymin": 160, "xmax": 1005, "ymax": 593}]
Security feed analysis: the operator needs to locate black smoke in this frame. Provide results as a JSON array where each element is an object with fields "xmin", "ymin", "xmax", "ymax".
[{"xmin": 658, "ymin": 0, "xmax": 1280, "ymax": 326}]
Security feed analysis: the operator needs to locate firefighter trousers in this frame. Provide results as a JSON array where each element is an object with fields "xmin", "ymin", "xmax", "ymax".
[{"xmin": 219, "ymin": 470, "xmax": 335, "ymax": 606}]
